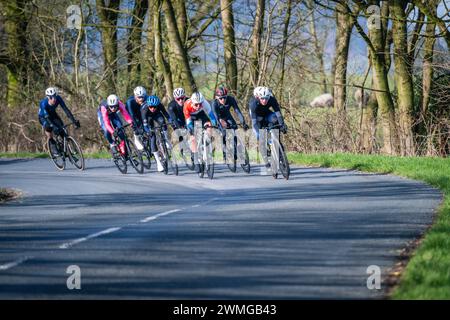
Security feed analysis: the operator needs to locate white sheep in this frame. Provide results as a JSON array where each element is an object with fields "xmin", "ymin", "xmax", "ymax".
[
  {"xmin": 354, "ymin": 88, "xmax": 370, "ymax": 108},
  {"xmin": 310, "ymin": 93, "xmax": 333, "ymax": 108}
]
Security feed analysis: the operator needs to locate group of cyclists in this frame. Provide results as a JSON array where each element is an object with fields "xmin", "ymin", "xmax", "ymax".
[{"xmin": 38, "ymin": 84, "xmax": 289, "ymax": 173}]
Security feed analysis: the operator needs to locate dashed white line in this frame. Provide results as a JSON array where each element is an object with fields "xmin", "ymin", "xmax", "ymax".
[
  {"xmin": 59, "ymin": 227, "xmax": 122, "ymax": 249},
  {"xmin": 140, "ymin": 209, "xmax": 181, "ymax": 223},
  {"xmin": 0, "ymin": 256, "xmax": 33, "ymax": 271}
]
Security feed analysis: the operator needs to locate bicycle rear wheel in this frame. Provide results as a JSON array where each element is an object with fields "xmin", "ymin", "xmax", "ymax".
[
  {"xmin": 67, "ymin": 136, "xmax": 85, "ymax": 170},
  {"xmin": 48, "ymin": 138, "xmax": 65, "ymax": 170}
]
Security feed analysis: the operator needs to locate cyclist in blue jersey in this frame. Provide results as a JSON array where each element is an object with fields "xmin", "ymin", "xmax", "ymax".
[{"xmin": 38, "ymin": 87, "xmax": 80, "ymax": 156}]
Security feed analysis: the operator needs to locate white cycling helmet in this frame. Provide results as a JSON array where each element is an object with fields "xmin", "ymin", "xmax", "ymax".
[
  {"xmin": 173, "ymin": 87, "xmax": 185, "ymax": 99},
  {"xmin": 107, "ymin": 94, "xmax": 119, "ymax": 107},
  {"xmin": 256, "ymin": 86, "xmax": 271, "ymax": 99},
  {"xmin": 133, "ymin": 86, "xmax": 146, "ymax": 97},
  {"xmin": 191, "ymin": 92, "xmax": 204, "ymax": 104},
  {"xmin": 253, "ymin": 86, "xmax": 263, "ymax": 97},
  {"xmin": 45, "ymin": 87, "xmax": 57, "ymax": 96}
]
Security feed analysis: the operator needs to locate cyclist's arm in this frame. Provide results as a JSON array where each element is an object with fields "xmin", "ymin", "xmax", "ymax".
[
  {"xmin": 101, "ymin": 106, "xmax": 115, "ymax": 134},
  {"xmin": 57, "ymin": 96, "xmax": 76, "ymax": 123},
  {"xmin": 118, "ymin": 101, "xmax": 133, "ymax": 124},
  {"xmin": 270, "ymin": 96, "xmax": 285, "ymax": 126},
  {"xmin": 125, "ymin": 98, "xmax": 137, "ymax": 123},
  {"xmin": 159, "ymin": 103, "xmax": 173, "ymax": 124},
  {"xmin": 249, "ymin": 99, "xmax": 259, "ymax": 135},
  {"xmin": 140, "ymin": 106, "xmax": 150, "ymax": 133},
  {"xmin": 230, "ymin": 97, "xmax": 245, "ymax": 124},
  {"xmin": 203, "ymin": 100, "xmax": 218, "ymax": 126},
  {"xmin": 167, "ymin": 102, "xmax": 177, "ymax": 125}
]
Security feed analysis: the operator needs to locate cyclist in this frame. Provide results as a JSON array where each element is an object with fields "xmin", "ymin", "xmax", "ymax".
[
  {"xmin": 183, "ymin": 92, "xmax": 219, "ymax": 172},
  {"xmin": 126, "ymin": 86, "xmax": 147, "ymax": 150},
  {"xmin": 141, "ymin": 95, "xmax": 173, "ymax": 172},
  {"xmin": 212, "ymin": 86, "xmax": 249, "ymax": 160},
  {"xmin": 97, "ymin": 94, "xmax": 133, "ymax": 156},
  {"xmin": 167, "ymin": 87, "xmax": 188, "ymax": 129},
  {"xmin": 38, "ymin": 87, "xmax": 80, "ymax": 156},
  {"xmin": 249, "ymin": 86, "xmax": 287, "ymax": 167}
]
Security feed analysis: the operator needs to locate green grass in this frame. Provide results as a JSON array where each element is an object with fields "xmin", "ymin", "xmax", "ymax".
[{"xmin": 288, "ymin": 152, "xmax": 450, "ymax": 299}]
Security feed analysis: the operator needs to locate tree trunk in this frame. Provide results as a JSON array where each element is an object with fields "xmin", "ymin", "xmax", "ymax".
[
  {"xmin": 174, "ymin": 0, "xmax": 188, "ymax": 46},
  {"xmin": 308, "ymin": 0, "xmax": 327, "ymax": 93},
  {"xmin": 250, "ymin": 0, "xmax": 265, "ymax": 87},
  {"xmin": 141, "ymin": 0, "xmax": 155, "ymax": 92},
  {"xmin": 154, "ymin": 0, "xmax": 173, "ymax": 99},
  {"xmin": 360, "ymin": 88, "xmax": 378, "ymax": 154},
  {"xmin": 126, "ymin": 0, "xmax": 149, "ymax": 93},
  {"xmin": 422, "ymin": 5, "xmax": 438, "ymax": 115},
  {"xmin": 391, "ymin": 0, "xmax": 415, "ymax": 155},
  {"xmin": 162, "ymin": 0, "xmax": 196, "ymax": 93},
  {"xmin": 96, "ymin": 0, "xmax": 120, "ymax": 95},
  {"xmin": 220, "ymin": 0, "xmax": 238, "ymax": 94},
  {"xmin": 2, "ymin": 0, "xmax": 29, "ymax": 108},
  {"xmin": 279, "ymin": 0, "xmax": 293, "ymax": 97},
  {"xmin": 333, "ymin": 2, "xmax": 352, "ymax": 111}
]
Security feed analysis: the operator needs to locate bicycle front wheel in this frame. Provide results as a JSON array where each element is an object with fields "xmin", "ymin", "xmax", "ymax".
[
  {"xmin": 67, "ymin": 136, "xmax": 85, "ymax": 171},
  {"xmin": 127, "ymin": 140, "xmax": 144, "ymax": 174},
  {"xmin": 48, "ymin": 138, "xmax": 65, "ymax": 171},
  {"xmin": 279, "ymin": 144, "xmax": 290, "ymax": 180}
]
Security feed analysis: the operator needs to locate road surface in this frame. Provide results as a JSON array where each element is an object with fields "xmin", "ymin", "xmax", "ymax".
[{"xmin": 0, "ymin": 158, "xmax": 441, "ymax": 299}]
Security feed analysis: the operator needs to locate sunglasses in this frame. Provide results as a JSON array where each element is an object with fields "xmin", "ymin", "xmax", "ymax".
[
  {"xmin": 136, "ymin": 96, "xmax": 145, "ymax": 100},
  {"xmin": 260, "ymin": 97, "xmax": 269, "ymax": 101},
  {"xmin": 218, "ymin": 96, "xmax": 227, "ymax": 100}
]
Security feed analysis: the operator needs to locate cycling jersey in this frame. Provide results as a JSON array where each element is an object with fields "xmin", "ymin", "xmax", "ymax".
[
  {"xmin": 126, "ymin": 95, "xmax": 147, "ymax": 128},
  {"xmin": 183, "ymin": 99, "xmax": 218, "ymax": 133},
  {"xmin": 249, "ymin": 96, "xmax": 285, "ymax": 138},
  {"xmin": 38, "ymin": 95, "xmax": 76, "ymax": 124},
  {"xmin": 212, "ymin": 95, "xmax": 245, "ymax": 126},
  {"xmin": 97, "ymin": 100, "xmax": 132, "ymax": 135},
  {"xmin": 168, "ymin": 99, "xmax": 186, "ymax": 128},
  {"xmin": 140, "ymin": 102, "xmax": 172, "ymax": 133}
]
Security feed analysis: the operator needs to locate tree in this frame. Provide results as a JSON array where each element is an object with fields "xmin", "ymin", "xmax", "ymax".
[
  {"xmin": 220, "ymin": 0, "xmax": 238, "ymax": 93},
  {"xmin": 96, "ymin": 0, "xmax": 120, "ymax": 94},
  {"xmin": 161, "ymin": 0, "xmax": 196, "ymax": 93},
  {"xmin": 250, "ymin": 0, "xmax": 265, "ymax": 86},
  {"xmin": 333, "ymin": 1, "xmax": 354, "ymax": 111},
  {"xmin": 391, "ymin": 0, "xmax": 415, "ymax": 155},
  {"xmin": 126, "ymin": 0, "xmax": 149, "ymax": 93},
  {"xmin": 0, "ymin": 0, "xmax": 29, "ymax": 107}
]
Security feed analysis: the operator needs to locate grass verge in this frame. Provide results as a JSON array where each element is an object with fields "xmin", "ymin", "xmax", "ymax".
[{"xmin": 288, "ymin": 152, "xmax": 450, "ymax": 299}]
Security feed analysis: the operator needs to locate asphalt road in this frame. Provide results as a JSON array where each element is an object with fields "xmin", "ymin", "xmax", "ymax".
[{"xmin": 0, "ymin": 158, "xmax": 442, "ymax": 299}]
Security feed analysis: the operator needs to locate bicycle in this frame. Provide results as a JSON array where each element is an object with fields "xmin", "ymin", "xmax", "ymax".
[
  {"xmin": 223, "ymin": 123, "xmax": 251, "ymax": 174},
  {"xmin": 47, "ymin": 123, "xmax": 85, "ymax": 171},
  {"xmin": 112, "ymin": 123, "xmax": 144, "ymax": 175},
  {"xmin": 175, "ymin": 129, "xmax": 195, "ymax": 171},
  {"xmin": 150, "ymin": 124, "xmax": 178, "ymax": 176},
  {"xmin": 263, "ymin": 123, "xmax": 290, "ymax": 180},
  {"xmin": 135, "ymin": 130, "xmax": 152, "ymax": 170},
  {"xmin": 197, "ymin": 124, "xmax": 218, "ymax": 179}
]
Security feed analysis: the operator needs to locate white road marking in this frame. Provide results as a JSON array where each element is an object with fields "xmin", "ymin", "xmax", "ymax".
[
  {"xmin": 0, "ymin": 256, "xmax": 32, "ymax": 271},
  {"xmin": 140, "ymin": 209, "xmax": 181, "ymax": 223},
  {"xmin": 59, "ymin": 227, "xmax": 122, "ymax": 249}
]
